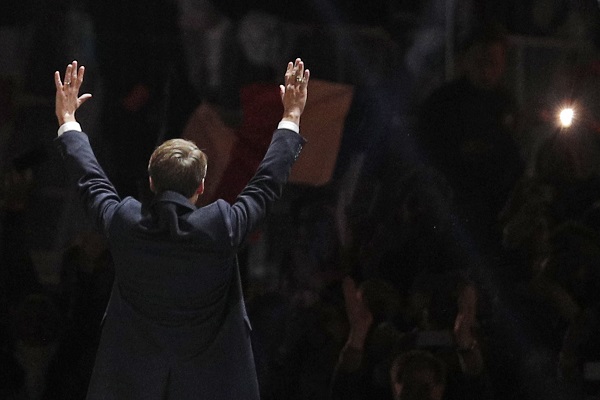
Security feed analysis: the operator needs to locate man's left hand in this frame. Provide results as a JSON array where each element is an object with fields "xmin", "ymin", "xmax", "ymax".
[{"xmin": 54, "ymin": 60, "xmax": 92, "ymax": 126}]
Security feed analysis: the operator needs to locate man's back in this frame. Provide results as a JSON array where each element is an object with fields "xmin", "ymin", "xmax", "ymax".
[
  {"xmin": 56, "ymin": 127, "xmax": 304, "ymax": 399},
  {"xmin": 53, "ymin": 58, "xmax": 310, "ymax": 399}
]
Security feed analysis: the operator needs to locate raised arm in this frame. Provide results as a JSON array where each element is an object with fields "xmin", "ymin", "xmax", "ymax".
[
  {"xmin": 54, "ymin": 61, "xmax": 120, "ymax": 235},
  {"xmin": 279, "ymin": 58, "xmax": 310, "ymax": 126},
  {"xmin": 224, "ymin": 58, "xmax": 310, "ymax": 248}
]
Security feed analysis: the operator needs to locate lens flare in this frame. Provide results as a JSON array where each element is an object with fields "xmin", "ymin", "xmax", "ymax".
[{"xmin": 559, "ymin": 108, "xmax": 574, "ymax": 128}]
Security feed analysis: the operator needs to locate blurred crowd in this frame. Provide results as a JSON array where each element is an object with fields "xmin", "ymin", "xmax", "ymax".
[{"xmin": 2, "ymin": 0, "xmax": 600, "ymax": 399}]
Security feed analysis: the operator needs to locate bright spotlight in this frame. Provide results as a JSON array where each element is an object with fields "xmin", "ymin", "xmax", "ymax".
[{"xmin": 559, "ymin": 108, "xmax": 574, "ymax": 128}]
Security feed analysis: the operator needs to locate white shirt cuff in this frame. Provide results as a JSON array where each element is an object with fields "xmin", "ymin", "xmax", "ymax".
[
  {"xmin": 277, "ymin": 120, "xmax": 299, "ymax": 133},
  {"xmin": 57, "ymin": 121, "xmax": 82, "ymax": 137}
]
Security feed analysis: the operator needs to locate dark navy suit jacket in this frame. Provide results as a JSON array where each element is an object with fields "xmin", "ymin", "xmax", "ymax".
[{"xmin": 56, "ymin": 128, "xmax": 305, "ymax": 399}]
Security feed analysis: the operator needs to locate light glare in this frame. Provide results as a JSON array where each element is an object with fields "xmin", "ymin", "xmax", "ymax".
[{"xmin": 559, "ymin": 108, "xmax": 574, "ymax": 127}]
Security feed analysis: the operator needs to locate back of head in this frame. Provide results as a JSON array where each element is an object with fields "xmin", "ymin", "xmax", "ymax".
[
  {"xmin": 391, "ymin": 350, "xmax": 447, "ymax": 400},
  {"xmin": 148, "ymin": 139, "xmax": 207, "ymax": 198}
]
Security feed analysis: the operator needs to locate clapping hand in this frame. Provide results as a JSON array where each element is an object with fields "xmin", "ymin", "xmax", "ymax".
[{"xmin": 343, "ymin": 276, "xmax": 373, "ymax": 348}]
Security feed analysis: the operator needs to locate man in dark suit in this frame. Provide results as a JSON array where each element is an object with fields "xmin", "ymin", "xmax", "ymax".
[{"xmin": 53, "ymin": 58, "xmax": 309, "ymax": 399}]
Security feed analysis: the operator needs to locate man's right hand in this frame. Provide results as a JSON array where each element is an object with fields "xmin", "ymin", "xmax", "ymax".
[{"xmin": 279, "ymin": 58, "xmax": 310, "ymax": 127}]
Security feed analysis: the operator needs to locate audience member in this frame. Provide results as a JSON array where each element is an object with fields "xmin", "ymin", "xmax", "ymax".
[
  {"xmin": 43, "ymin": 232, "xmax": 114, "ymax": 399},
  {"xmin": 10, "ymin": 293, "xmax": 64, "ymax": 400},
  {"xmin": 341, "ymin": 165, "xmax": 462, "ymax": 300},
  {"xmin": 390, "ymin": 349, "xmax": 447, "ymax": 400},
  {"xmin": 406, "ymin": 272, "xmax": 494, "ymax": 400},
  {"xmin": 247, "ymin": 194, "xmax": 348, "ymax": 400},
  {"xmin": 330, "ymin": 271, "xmax": 494, "ymax": 400},
  {"xmin": 500, "ymin": 122, "xmax": 600, "ymax": 281},
  {"xmin": 0, "ymin": 167, "xmax": 41, "ymax": 309},
  {"xmin": 247, "ymin": 274, "xmax": 345, "ymax": 400},
  {"xmin": 0, "ymin": 166, "xmax": 42, "ymax": 378},
  {"xmin": 539, "ymin": 222, "xmax": 600, "ymax": 394},
  {"xmin": 417, "ymin": 24, "xmax": 524, "ymax": 253},
  {"xmin": 175, "ymin": 0, "xmax": 239, "ymax": 110},
  {"xmin": 329, "ymin": 276, "xmax": 406, "ymax": 400}
]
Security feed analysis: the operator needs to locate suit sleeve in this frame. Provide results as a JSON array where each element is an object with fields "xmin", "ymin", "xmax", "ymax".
[
  {"xmin": 55, "ymin": 130, "xmax": 121, "ymax": 235},
  {"xmin": 222, "ymin": 128, "xmax": 306, "ymax": 248}
]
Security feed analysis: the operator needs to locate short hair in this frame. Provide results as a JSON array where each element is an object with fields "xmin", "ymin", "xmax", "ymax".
[
  {"xmin": 391, "ymin": 350, "xmax": 447, "ymax": 400},
  {"xmin": 148, "ymin": 139, "xmax": 207, "ymax": 198}
]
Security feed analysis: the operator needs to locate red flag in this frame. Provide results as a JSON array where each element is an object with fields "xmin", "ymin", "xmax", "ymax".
[{"xmin": 182, "ymin": 79, "xmax": 354, "ymax": 205}]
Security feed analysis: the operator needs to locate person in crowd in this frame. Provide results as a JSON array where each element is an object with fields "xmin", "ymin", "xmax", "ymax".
[
  {"xmin": 329, "ymin": 276, "xmax": 406, "ymax": 400},
  {"xmin": 390, "ymin": 349, "xmax": 447, "ymax": 400},
  {"xmin": 536, "ymin": 222, "xmax": 600, "ymax": 397},
  {"xmin": 43, "ymin": 231, "xmax": 114, "ymax": 399},
  {"xmin": 52, "ymin": 57, "xmax": 309, "ymax": 399},
  {"xmin": 356, "ymin": 166, "xmax": 461, "ymax": 295},
  {"xmin": 0, "ymin": 167, "xmax": 41, "ymax": 315},
  {"xmin": 500, "ymin": 121, "xmax": 600, "ymax": 279},
  {"xmin": 406, "ymin": 272, "xmax": 493, "ymax": 400},
  {"xmin": 417, "ymin": 23, "xmax": 523, "ymax": 253},
  {"xmin": 10, "ymin": 293, "xmax": 64, "ymax": 400},
  {"xmin": 330, "ymin": 272, "xmax": 494, "ymax": 400}
]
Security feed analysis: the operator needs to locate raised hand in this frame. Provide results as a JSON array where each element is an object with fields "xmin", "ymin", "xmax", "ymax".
[
  {"xmin": 54, "ymin": 60, "xmax": 92, "ymax": 126},
  {"xmin": 279, "ymin": 58, "xmax": 310, "ymax": 126},
  {"xmin": 453, "ymin": 283, "xmax": 478, "ymax": 350},
  {"xmin": 342, "ymin": 276, "xmax": 373, "ymax": 349}
]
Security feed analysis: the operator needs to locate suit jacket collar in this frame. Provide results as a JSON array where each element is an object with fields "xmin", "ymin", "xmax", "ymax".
[
  {"xmin": 140, "ymin": 191, "xmax": 198, "ymax": 236},
  {"xmin": 152, "ymin": 190, "xmax": 197, "ymax": 212}
]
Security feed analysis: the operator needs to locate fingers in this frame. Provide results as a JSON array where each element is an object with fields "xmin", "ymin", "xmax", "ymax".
[
  {"xmin": 294, "ymin": 58, "xmax": 304, "ymax": 81},
  {"xmin": 301, "ymin": 68, "xmax": 310, "ymax": 86},
  {"xmin": 292, "ymin": 59, "xmax": 305, "ymax": 84},
  {"xmin": 55, "ymin": 60, "xmax": 92, "ymax": 108},
  {"xmin": 54, "ymin": 71, "xmax": 62, "ymax": 90},
  {"xmin": 70, "ymin": 60, "xmax": 78, "ymax": 85},
  {"xmin": 79, "ymin": 93, "xmax": 93, "ymax": 106},
  {"xmin": 63, "ymin": 62, "xmax": 73, "ymax": 86},
  {"xmin": 58, "ymin": 61, "xmax": 86, "ymax": 91},
  {"xmin": 78, "ymin": 65, "xmax": 85, "ymax": 81},
  {"xmin": 284, "ymin": 61, "xmax": 295, "ymax": 87},
  {"xmin": 54, "ymin": 63, "xmax": 73, "ymax": 91},
  {"xmin": 293, "ymin": 59, "xmax": 309, "ymax": 85},
  {"xmin": 284, "ymin": 58, "xmax": 309, "ymax": 87}
]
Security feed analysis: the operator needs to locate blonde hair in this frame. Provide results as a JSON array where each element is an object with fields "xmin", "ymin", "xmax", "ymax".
[{"xmin": 148, "ymin": 139, "xmax": 207, "ymax": 197}]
